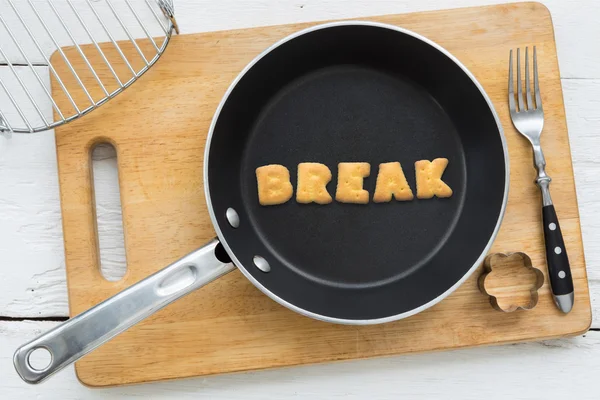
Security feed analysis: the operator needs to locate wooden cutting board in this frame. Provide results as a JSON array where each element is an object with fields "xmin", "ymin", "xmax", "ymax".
[{"xmin": 53, "ymin": 2, "xmax": 591, "ymax": 387}]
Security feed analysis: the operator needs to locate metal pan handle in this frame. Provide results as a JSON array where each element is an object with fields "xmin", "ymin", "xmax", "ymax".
[{"xmin": 13, "ymin": 239, "xmax": 235, "ymax": 384}]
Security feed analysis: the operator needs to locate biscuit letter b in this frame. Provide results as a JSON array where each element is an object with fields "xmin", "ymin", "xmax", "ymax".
[{"xmin": 256, "ymin": 165, "xmax": 294, "ymax": 206}]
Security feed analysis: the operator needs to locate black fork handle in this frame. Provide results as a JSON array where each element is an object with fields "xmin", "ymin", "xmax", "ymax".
[{"xmin": 542, "ymin": 205, "xmax": 574, "ymax": 312}]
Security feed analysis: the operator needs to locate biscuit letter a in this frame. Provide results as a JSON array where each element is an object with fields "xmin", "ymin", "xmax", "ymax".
[
  {"xmin": 256, "ymin": 165, "xmax": 294, "ymax": 205},
  {"xmin": 373, "ymin": 162, "xmax": 414, "ymax": 202},
  {"xmin": 415, "ymin": 158, "xmax": 453, "ymax": 199}
]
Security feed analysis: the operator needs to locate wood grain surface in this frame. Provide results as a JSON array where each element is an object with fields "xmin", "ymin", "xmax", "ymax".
[{"xmin": 51, "ymin": 2, "xmax": 591, "ymax": 387}]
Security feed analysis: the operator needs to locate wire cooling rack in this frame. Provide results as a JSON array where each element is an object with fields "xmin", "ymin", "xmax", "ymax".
[{"xmin": 0, "ymin": 0, "xmax": 178, "ymax": 134}]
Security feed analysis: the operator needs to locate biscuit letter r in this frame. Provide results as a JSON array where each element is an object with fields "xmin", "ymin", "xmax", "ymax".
[{"xmin": 296, "ymin": 163, "xmax": 333, "ymax": 204}]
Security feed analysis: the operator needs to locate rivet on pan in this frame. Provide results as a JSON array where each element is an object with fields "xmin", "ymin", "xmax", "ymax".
[
  {"xmin": 226, "ymin": 208, "xmax": 240, "ymax": 228},
  {"xmin": 253, "ymin": 256, "xmax": 271, "ymax": 273}
]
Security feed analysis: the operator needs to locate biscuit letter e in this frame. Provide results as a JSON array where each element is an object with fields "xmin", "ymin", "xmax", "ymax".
[{"xmin": 335, "ymin": 162, "xmax": 371, "ymax": 204}]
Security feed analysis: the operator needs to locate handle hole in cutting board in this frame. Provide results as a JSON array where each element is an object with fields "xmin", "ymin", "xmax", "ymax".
[{"xmin": 91, "ymin": 143, "xmax": 127, "ymax": 281}]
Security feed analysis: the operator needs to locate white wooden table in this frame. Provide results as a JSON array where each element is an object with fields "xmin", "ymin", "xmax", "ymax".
[{"xmin": 1, "ymin": 0, "xmax": 599, "ymax": 398}]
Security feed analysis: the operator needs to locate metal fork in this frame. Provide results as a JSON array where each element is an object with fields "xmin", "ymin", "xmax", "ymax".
[{"xmin": 508, "ymin": 46, "xmax": 573, "ymax": 313}]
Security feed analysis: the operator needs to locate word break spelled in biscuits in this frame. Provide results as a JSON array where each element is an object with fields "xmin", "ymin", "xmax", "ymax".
[{"xmin": 256, "ymin": 159, "xmax": 452, "ymax": 206}]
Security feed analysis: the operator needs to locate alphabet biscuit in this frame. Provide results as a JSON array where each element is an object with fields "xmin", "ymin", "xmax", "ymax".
[
  {"xmin": 296, "ymin": 163, "xmax": 333, "ymax": 204},
  {"xmin": 415, "ymin": 158, "xmax": 453, "ymax": 199},
  {"xmin": 335, "ymin": 162, "xmax": 371, "ymax": 204},
  {"xmin": 256, "ymin": 164, "xmax": 294, "ymax": 206},
  {"xmin": 373, "ymin": 162, "xmax": 414, "ymax": 202}
]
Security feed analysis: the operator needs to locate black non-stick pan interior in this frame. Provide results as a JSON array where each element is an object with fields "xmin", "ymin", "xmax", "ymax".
[{"xmin": 207, "ymin": 23, "xmax": 507, "ymax": 322}]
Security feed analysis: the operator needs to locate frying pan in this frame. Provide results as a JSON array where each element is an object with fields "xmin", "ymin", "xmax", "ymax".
[{"xmin": 14, "ymin": 21, "xmax": 508, "ymax": 384}]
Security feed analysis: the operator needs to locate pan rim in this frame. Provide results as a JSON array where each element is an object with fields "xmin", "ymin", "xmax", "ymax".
[{"xmin": 204, "ymin": 20, "xmax": 510, "ymax": 325}]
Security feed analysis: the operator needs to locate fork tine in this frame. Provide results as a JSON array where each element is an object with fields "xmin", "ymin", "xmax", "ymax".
[
  {"xmin": 517, "ymin": 48, "xmax": 525, "ymax": 112},
  {"xmin": 534, "ymin": 46, "xmax": 542, "ymax": 110},
  {"xmin": 508, "ymin": 49, "xmax": 516, "ymax": 112},
  {"xmin": 525, "ymin": 47, "xmax": 533, "ymax": 110}
]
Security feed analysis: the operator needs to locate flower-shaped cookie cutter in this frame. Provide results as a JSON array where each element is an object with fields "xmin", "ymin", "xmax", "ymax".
[{"xmin": 478, "ymin": 252, "xmax": 545, "ymax": 312}]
